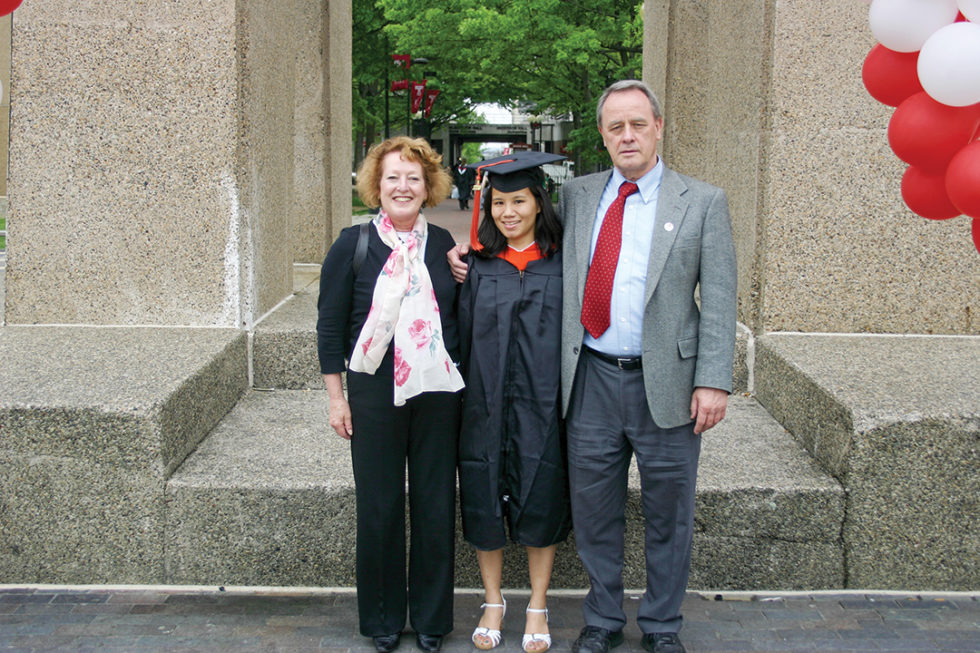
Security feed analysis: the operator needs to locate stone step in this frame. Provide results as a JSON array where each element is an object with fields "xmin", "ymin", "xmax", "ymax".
[
  {"xmin": 165, "ymin": 391, "xmax": 843, "ymax": 590},
  {"xmin": 0, "ymin": 326, "xmax": 248, "ymax": 583},
  {"xmin": 754, "ymin": 333, "xmax": 980, "ymax": 591}
]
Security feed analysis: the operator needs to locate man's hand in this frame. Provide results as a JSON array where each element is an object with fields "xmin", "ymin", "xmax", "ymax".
[
  {"xmin": 448, "ymin": 243, "xmax": 471, "ymax": 283},
  {"xmin": 690, "ymin": 387, "xmax": 728, "ymax": 434}
]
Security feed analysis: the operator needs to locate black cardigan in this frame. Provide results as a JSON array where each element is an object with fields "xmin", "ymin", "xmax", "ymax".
[{"xmin": 316, "ymin": 222, "xmax": 460, "ymax": 377}]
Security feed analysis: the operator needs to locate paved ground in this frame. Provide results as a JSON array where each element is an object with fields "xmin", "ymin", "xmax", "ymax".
[
  {"xmin": 1, "ymin": 586, "xmax": 977, "ymax": 652},
  {"xmin": 423, "ymin": 197, "xmax": 475, "ymax": 244}
]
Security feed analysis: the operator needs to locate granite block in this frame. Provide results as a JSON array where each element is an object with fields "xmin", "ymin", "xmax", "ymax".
[
  {"xmin": 0, "ymin": 453, "xmax": 165, "ymax": 584},
  {"xmin": 165, "ymin": 389, "xmax": 354, "ymax": 586},
  {"xmin": 690, "ymin": 536, "xmax": 844, "ymax": 591},
  {"xmin": 0, "ymin": 326, "xmax": 247, "ymax": 473},
  {"xmin": 252, "ymin": 290, "xmax": 321, "ymax": 390},
  {"xmin": 0, "ymin": 325, "xmax": 247, "ymax": 583},
  {"xmin": 6, "ymin": 7, "xmax": 243, "ymax": 326},
  {"xmin": 166, "ymin": 391, "xmax": 843, "ymax": 589},
  {"xmin": 755, "ymin": 334, "xmax": 980, "ymax": 590}
]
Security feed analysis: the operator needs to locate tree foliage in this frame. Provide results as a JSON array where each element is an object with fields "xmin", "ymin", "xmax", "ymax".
[{"xmin": 353, "ymin": 0, "xmax": 643, "ymax": 171}]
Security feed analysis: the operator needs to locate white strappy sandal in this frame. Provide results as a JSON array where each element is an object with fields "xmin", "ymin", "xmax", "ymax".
[
  {"xmin": 471, "ymin": 597, "xmax": 506, "ymax": 650},
  {"xmin": 522, "ymin": 606, "xmax": 551, "ymax": 653}
]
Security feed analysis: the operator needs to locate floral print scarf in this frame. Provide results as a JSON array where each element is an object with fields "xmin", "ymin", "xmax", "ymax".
[{"xmin": 349, "ymin": 212, "xmax": 465, "ymax": 406}]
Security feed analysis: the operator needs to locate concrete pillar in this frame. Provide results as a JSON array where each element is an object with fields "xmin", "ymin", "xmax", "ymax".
[
  {"xmin": 4, "ymin": 0, "xmax": 351, "ymax": 327},
  {"xmin": 645, "ymin": 0, "xmax": 978, "ymax": 335}
]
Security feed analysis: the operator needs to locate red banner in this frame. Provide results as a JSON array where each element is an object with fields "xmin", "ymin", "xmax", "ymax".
[
  {"xmin": 411, "ymin": 80, "xmax": 427, "ymax": 113},
  {"xmin": 423, "ymin": 88, "xmax": 440, "ymax": 117},
  {"xmin": 390, "ymin": 79, "xmax": 409, "ymax": 92},
  {"xmin": 391, "ymin": 54, "xmax": 411, "ymax": 69}
]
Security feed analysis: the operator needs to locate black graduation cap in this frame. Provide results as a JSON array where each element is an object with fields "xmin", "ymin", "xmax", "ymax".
[{"xmin": 467, "ymin": 151, "xmax": 567, "ymax": 192}]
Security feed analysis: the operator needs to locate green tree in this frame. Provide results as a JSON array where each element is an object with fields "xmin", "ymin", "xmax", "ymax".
[
  {"xmin": 377, "ymin": 0, "xmax": 643, "ymax": 172},
  {"xmin": 353, "ymin": 0, "xmax": 490, "ymax": 161}
]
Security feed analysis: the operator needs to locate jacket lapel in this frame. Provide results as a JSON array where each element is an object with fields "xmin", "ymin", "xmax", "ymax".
[
  {"xmin": 644, "ymin": 167, "xmax": 689, "ymax": 306},
  {"xmin": 572, "ymin": 171, "xmax": 612, "ymax": 302}
]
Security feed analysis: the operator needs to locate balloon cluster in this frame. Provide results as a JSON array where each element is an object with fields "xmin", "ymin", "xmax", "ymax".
[{"xmin": 861, "ymin": 0, "xmax": 980, "ymax": 253}]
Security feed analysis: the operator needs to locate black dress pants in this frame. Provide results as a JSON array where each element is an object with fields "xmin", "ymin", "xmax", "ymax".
[{"xmin": 347, "ymin": 370, "xmax": 461, "ymax": 637}]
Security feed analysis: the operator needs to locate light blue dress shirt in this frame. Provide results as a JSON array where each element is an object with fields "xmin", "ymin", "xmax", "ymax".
[{"xmin": 583, "ymin": 158, "xmax": 664, "ymax": 357}]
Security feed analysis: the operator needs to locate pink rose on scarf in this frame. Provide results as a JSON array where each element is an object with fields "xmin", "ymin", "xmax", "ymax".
[
  {"xmin": 408, "ymin": 319, "xmax": 432, "ymax": 350},
  {"xmin": 360, "ymin": 336, "xmax": 373, "ymax": 355},
  {"xmin": 377, "ymin": 216, "xmax": 393, "ymax": 234},
  {"xmin": 393, "ymin": 347, "xmax": 412, "ymax": 387},
  {"xmin": 382, "ymin": 252, "xmax": 399, "ymax": 276}
]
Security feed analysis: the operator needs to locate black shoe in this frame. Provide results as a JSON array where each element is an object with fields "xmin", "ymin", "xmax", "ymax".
[
  {"xmin": 415, "ymin": 633, "xmax": 442, "ymax": 652},
  {"xmin": 641, "ymin": 632, "xmax": 685, "ymax": 653},
  {"xmin": 373, "ymin": 633, "xmax": 401, "ymax": 653},
  {"xmin": 571, "ymin": 626, "xmax": 624, "ymax": 653}
]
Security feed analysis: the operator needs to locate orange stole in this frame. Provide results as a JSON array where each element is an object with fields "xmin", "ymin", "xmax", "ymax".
[{"xmin": 498, "ymin": 242, "xmax": 543, "ymax": 271}]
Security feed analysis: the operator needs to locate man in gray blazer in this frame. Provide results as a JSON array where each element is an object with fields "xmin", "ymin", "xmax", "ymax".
[{"xmin": 560, "ymin": 80, "xmax": 736, "ymax": 653}]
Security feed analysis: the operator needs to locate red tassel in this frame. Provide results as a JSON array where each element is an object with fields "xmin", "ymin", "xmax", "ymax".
[{"xmin": 468, "ymin": 159, "xmax": 515, "ymax": 251}]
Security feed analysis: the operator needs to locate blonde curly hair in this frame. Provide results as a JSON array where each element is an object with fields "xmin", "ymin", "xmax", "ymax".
[{"xmin": 356, "ymin": 136, "xmax": 453, "ymax": 209}]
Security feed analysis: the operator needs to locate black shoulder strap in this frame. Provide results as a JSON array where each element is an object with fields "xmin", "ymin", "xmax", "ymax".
[{"xmin": 352, "ymin": 221, "xmax": 370, "ymax": 276}]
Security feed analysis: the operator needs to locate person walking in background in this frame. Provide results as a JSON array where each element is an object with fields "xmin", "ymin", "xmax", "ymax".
[
  {"xmin": 456, "ymin": 152, "xmax": 571, "ymax": 653},
  {"xmin": 317, "ymin": 136, "xmax": 464, "ymax": 653},
  {"xmin": 453, "ymin": 157, "xmax": 476, "ymax": 211}
]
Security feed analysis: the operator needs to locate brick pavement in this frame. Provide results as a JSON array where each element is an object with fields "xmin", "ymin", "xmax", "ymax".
[{"xmin": 1, "ymin": 587, "xmax": 977, "ymax": 652}]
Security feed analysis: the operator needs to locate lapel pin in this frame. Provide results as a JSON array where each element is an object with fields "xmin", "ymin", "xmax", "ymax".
[{"xmin": 664, "ymin": 222, "xmax": 674, "ymax": 232}]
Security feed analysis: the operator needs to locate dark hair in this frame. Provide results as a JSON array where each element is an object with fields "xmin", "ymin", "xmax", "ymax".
[{"xmin": 476, "ymin": 184, "xmax": 563, "ymax": 258}]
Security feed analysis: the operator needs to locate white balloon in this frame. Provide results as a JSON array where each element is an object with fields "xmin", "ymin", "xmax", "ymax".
[
  {"xmin": 959, "ymin": 0, "xmax": 980, "ymax": 23},
  {"xmin": 918, "ymin": 22, "xmax": 980, "ymax": 106},
  {"xmin": 869, "ymin": 0, "xmax": 959, "ymax": 52}
]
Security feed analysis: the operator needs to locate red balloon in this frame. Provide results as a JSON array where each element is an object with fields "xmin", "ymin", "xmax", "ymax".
[
  {"xmin": 901, "ymin": 166, "xmax": 961, "ymax": 220},
  {"xmin": 862, "ymin": 44, "xmax": 923, "ymax": 107},
  {"xmin": 973, "ymin": 218, "xmax": 980, "ymax": 254},
  {"xmin": 945, "ymin": 140, "xmax": 980, "ymax": 218},
  {"xmin": 0, "ymin": 0, "xmax": 22, "ymax": 17},
  {"xmin": 889, "ymin": 92, "xmax": 980, "ymax": 173}
]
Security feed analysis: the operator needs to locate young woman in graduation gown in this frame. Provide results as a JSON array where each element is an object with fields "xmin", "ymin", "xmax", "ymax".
[{"xmin": 457, "ymin": 153, "xmax": 571, "ymax": 653}]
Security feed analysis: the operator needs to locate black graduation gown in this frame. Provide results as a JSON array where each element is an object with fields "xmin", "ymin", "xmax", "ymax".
[{"xmin": 457, "ymin": 250, "xmax": 571, "ymax": 550}]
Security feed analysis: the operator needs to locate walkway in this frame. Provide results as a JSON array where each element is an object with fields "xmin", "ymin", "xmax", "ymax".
[{"xmin": 1, "ymin": 586, "xmax": 977, "ymax": 652}]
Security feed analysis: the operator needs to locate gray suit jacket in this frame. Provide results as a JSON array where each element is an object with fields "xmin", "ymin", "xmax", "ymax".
[{"xmin": 558, "ymin": 165, "xmax": 737, "ymax": 429}]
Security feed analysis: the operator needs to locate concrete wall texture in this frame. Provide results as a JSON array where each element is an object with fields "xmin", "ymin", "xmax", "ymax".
[
  {"xmin": 646, "ymin": 0, "xmax": 979, "ymax": 336},
  {"xmin": 3, "ymin": 0, "xmax": 351, "ymax": 328}
]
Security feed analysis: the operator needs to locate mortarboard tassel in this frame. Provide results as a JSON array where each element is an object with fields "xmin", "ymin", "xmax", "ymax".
[{"xmin": 469, "ymin": 159, "xmax": 514, "ymax": 251}]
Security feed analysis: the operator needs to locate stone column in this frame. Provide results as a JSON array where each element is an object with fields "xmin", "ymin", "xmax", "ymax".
[
  {"xmin": 4, "ymin": 0, "xmax": 350, "ymax": 327},
  {"xmin": 647, "ymin": 0, "xmax": 978, "ymax": 335}
]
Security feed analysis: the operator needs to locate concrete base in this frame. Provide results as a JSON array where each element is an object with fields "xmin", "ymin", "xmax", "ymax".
[
  {"xmin": 755, "ymin": 334, "xmax": 980, "ymax": 590},
  {"xmin": 0, "ymin": 326, "xmax": 247, "ymax": 583},
  {"xmin": 166, "ymin": 391, "xmax": 843, "ymax": 590}
]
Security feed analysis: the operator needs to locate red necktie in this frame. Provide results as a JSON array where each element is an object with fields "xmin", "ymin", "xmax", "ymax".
[{"xmin": 581, "ymin": 181, "xmax": 639, "ymax": 339}]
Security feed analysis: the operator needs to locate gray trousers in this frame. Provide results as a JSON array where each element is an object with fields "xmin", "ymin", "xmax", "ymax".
[{"xmin": 566, "ymin": 349, "xmax": 701, "ymax": 635}]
